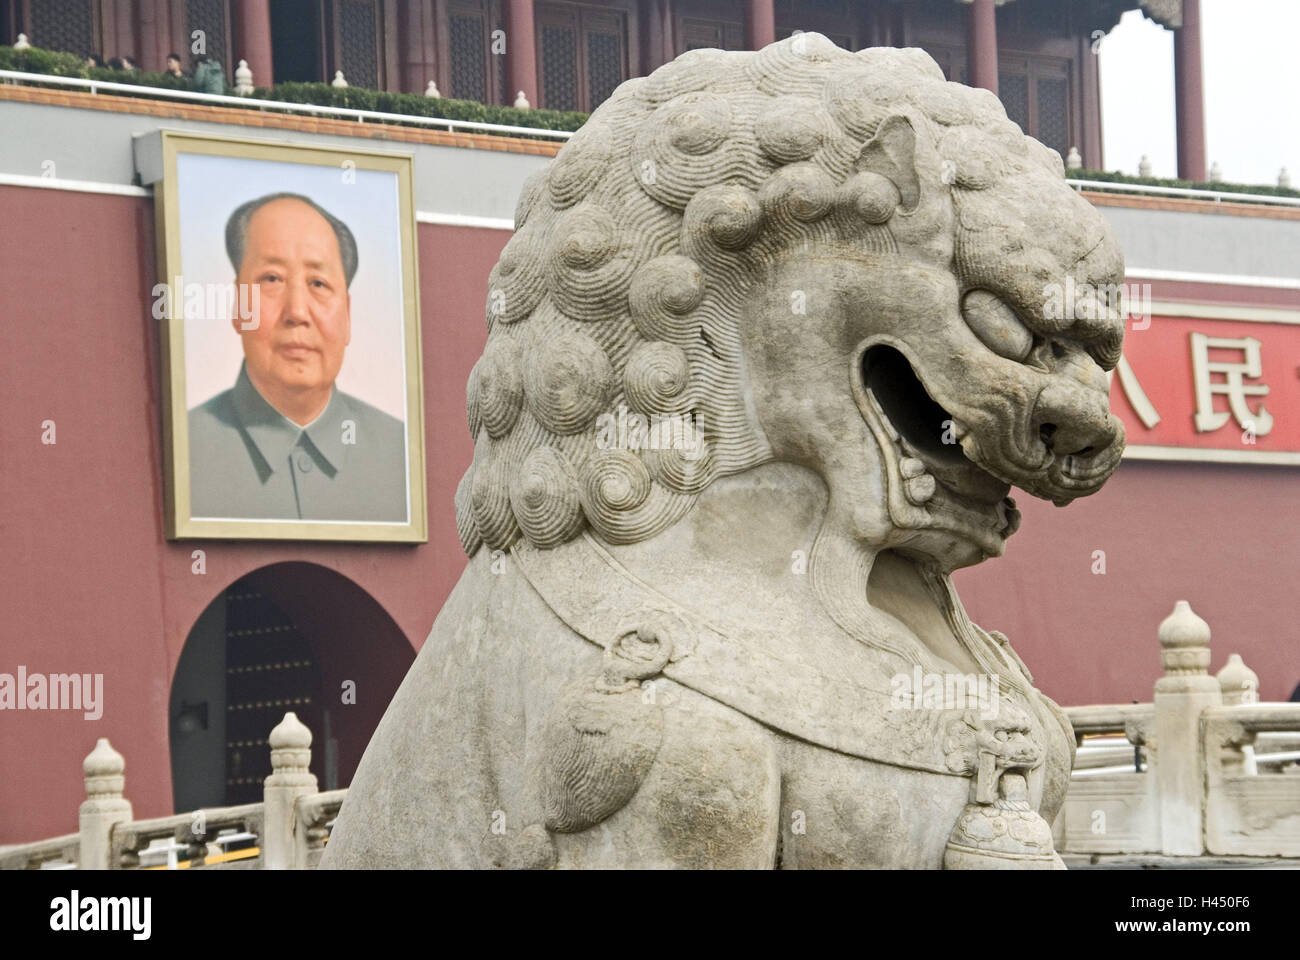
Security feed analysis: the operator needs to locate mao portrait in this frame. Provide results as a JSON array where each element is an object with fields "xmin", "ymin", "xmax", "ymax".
[{"xmin": 153, "ymin": 133, "xmax": 426, "ymax": 541}]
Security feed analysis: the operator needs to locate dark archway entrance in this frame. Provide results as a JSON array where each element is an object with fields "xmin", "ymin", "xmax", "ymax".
[{"xmin": 169, "ymin": 563, "xmax": 416, "ymax": 813}]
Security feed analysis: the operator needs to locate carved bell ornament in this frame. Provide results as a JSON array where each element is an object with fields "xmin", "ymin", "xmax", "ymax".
[{"xmin": 944, "ymin": 761, "xmax": 1064, "ymax": 869}]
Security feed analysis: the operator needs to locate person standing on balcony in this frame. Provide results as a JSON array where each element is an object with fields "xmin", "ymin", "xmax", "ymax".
[
  {"xmin": 165, "ymin": 53, "xmax": 188, "ymax": 81},
  {"xmin": 192, "ymin": 55, "xmax": 225, "ymax": 95}
]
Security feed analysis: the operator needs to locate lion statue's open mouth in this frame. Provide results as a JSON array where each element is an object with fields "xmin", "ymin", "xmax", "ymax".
[
  {"xmin": 860, "ymin": 343, "xmax": 1020, "ymax": 550},
  {"xmin": 857, "ymin": 328, "xmax": 1125, "ymax": 559}
]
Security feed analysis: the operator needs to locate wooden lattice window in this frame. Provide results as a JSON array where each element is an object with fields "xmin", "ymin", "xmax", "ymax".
[
  {"xmin": 447, "ymin": 0, "xmax": 505, "ymax": 103},
  {"xmin": 680, "ymin": 17, "xmax": 743, "ymax": 51},
  {"xmin": 26, "ymin": 0, "xmax": 95, "ymax": 58},
  {"xmin": 999, "ymin": 55, "xmax": 1071, "ymax": 157},
  {"xmin": 586, "ymin": 20, "xmax": 622, "ymax": 108},
  {"xmin": 450, "ymin": 11, "xmax": 487, "ymax": 100},
  {"xmin": 539, "ymin": 11, "xmax": 577, "ymax": 109},
  {"xmin": 1036, "ymin": 74, "xmax": 1068, "ymax": 157},
  {"xmin": 336, "ymin": 0, "xmax": 380, "ymax": 88},
  {"xmin": 186, "ymin": 0, "xmax": 230, "ymax": 68},
  {"xmin": 1001, "ymin": 73, "xmax": 1028, "ymax": 131},
  {"xmin": 537, "ymin": 2, "xmax": 628, "ymax": 113}
]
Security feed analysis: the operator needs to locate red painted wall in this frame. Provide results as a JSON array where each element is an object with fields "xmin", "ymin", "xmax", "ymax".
[
  {"xmin": 0, "ymin": 184, "xmax": 499, "ymax": 842},
  {"xmin": 954, "ymin": 460, "xmax": 1300, "ymax": 708}
]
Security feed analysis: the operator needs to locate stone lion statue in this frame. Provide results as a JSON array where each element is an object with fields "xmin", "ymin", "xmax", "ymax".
[{"xmin": 323, "ymin": 34, "xmax": 1125, "ymax": 869}]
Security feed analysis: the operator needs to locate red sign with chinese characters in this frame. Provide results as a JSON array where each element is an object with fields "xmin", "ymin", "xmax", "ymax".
[{"xmin": 1111, "ymin": 312, "xmax": 1300, "ymax": 463}]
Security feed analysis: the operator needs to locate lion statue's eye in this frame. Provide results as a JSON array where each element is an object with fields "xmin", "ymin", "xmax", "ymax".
[{"xmin": 961, "ymin": 289, "xmax": 1033, "ymax": 362}]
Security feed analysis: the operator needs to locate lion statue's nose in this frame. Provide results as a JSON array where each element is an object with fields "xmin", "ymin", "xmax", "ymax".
[{"xmin": 1032, "ymin": 379, "xmax": 1119, "ymax": 460}]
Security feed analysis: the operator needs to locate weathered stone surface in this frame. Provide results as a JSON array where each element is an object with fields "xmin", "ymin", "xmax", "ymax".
[{"xmin": 323, "ymin": 34, "xmax": 1125, "ymax": 869}]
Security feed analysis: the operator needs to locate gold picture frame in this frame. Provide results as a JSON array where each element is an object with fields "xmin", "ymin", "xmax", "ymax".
[{"xmin": 153, "ymin": 130, "xmax": 427, "ymax": 541}]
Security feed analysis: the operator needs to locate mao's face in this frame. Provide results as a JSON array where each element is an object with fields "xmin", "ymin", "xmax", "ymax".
[{"xmin": 233, "ymin": 198, "xmax": 351, "ymax": 400}]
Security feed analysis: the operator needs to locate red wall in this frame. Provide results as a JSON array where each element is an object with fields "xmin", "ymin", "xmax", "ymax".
[
  {"xmin": 955, "ymin": 460, "xmax": 1300, "ymax": 707},
  {"xmin": 2, "ymin": 184, "xmax": 1298, "ymax": 843},
  {"xmin": 0, "ymin": 185, "xmax": 499, "ymax": 842}
]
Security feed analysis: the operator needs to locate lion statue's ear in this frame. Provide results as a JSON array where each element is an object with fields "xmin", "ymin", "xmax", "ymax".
[{"xmin": 856, "ymin": 115, "xmax": 920, "ymax": 213}]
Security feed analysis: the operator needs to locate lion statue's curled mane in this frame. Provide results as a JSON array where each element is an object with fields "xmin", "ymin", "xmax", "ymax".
[{"xmin": 458, "ymin": 33, "xmax": 1105, "ymax": 558}]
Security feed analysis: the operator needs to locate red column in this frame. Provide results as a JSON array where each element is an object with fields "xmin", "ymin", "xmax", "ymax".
[
  {"xmin": 233, "ymin": 0, "xmax": 273, "ymax": 88},
  {"xmin": 113, "ymin": 0, "xmax": 138, "ymax": 63},
  {"xmin": 507, "ymin": 0, "xmax": 537, "ymax": 107},
  {"xmin": 1174, "ymin": 0, "xmax": 1207, "ymax": 181},
  {"xmin": 401, "ymin": 0, "xmax": 437, "ymax": 94},
  {"xmin": 141, "ymin": 0, "xmax": 177, "ymax": 73},
  {"xmin": 966, "ymin": 0, "xmax": 998, "ymax": 94},
  {"xmin": 746, "ymin": 0, "xmax": 775, "ymax": 51}
]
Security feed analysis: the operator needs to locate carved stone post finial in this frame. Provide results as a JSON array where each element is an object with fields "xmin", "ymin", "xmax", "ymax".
[
  {"xmin": 269, "ymin": 711, "xmax": 313, "ymax": 774},
  {"xmin": 83, "ymin": 737, "xmax": 125, "ymax": 793},
  {"xmin": 1153, "ymin": 600, "xmax": 1220, "ymax": 855},
  {"xmin": 264, "ymin": 712, "xmax": 318, "ymax": 869},
  {"xmin": 1216, "ymin": 654, "xmax": 1259, "ymax": 706},
  {"xmin": 234, "ymin": 59, "xmax": 254, "ymax": 95},
  {"xmin": 1158, "ymin": 599, "xmax": 1211, "ymax": 677},
  {"xmin": 79, "ymin": 738, "xmax": 132, "ymax": 870},
  {"xmin": 1216, "ymin": 654, "xmax": 1260, "ymax": 775}
]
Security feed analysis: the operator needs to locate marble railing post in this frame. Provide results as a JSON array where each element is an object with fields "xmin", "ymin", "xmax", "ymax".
[
  {"xmin": 1152, "ymin": 600, "xmax": 1219, "ymax": 855},
  {"xmin": 263, "ymin": 712, "xmax": 319, "ymax": 869},
  {"xmin": 79, "ymin": 739, "xmax": 132, "ymax": 870},
  {"xmin": 1216, "ymin": 653, "xmax": 1260, "ymax": 775}
]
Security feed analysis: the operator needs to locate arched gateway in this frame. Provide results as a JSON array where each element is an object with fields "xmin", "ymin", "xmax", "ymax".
[{"xmin": 168, "ymin": 562, "xmax": 414, "ymax": 811}]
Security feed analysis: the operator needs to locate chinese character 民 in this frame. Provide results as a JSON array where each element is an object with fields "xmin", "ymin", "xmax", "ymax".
[{"xmin": 1190, "ymin": 333, "xmax": 1273, "ymax": 436}]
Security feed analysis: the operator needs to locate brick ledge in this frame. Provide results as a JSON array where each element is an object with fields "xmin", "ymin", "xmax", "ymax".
[{"xmin": 1081, "ymin": 189, "xmax": 1300, "ymax": 220}]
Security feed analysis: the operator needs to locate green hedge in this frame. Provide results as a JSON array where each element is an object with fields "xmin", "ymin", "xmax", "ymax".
[
  {"xmin": 268, "ymin": 82, "xmax": 586, "ymax": 132},
  {"xmin": 0, "ymin": 43, "xmax": 586, "ymax": 137},
  {"xmin": 0, "ymin": 44, "xmax": 87, "ymax": 76},
  {"xmin": 1072, "ymin": 168, "xmax": 1299, "ymax": 200}
]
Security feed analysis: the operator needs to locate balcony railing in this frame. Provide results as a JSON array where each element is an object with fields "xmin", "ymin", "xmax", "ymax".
[
  {"xmin": 0, "ymin": 711, "xmax": 342, "ymax": 871},
  {"xmin": 1068, "ymin": 177, "xmax": 1300, "ymax": 208},
  {"xmin": 0, "ymin": 69, "xmax": 574, "ymax": 142},
  {"xmin": 1058, "ymin": 601, "xmax": 1300, "ymax": 862}
]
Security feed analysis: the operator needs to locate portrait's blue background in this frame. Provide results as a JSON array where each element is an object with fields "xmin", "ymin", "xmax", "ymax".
[{"xmin": 177, "ymin": 152, "xmax": 408, "ymax": 422}]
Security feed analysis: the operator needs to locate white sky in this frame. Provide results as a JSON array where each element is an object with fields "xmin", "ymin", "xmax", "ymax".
[{"xmin": 1098, "ymin": 1, "xmax": 1299, "ymax": 184}]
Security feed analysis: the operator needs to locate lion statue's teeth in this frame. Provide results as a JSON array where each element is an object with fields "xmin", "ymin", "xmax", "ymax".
[{"xmin": 904, "ymin": 474, "xmax": 937, "ymax": 505}]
